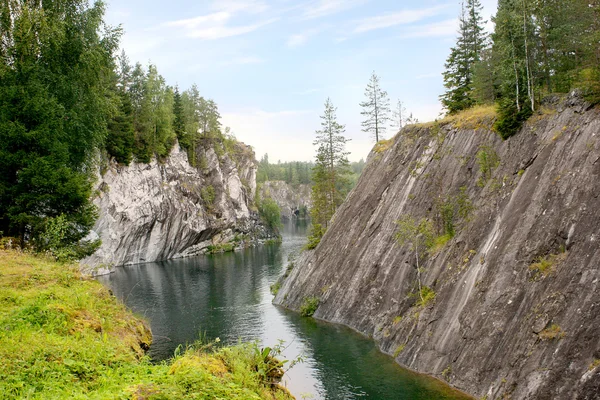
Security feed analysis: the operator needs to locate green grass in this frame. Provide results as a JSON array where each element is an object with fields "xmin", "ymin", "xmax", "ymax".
[
  {"xmin": 529, "ymin": 252, "xmax": 567, "ymax": 280},
  {"xmin": 0, "ymin": 250, "xmax": 293, "ymax": 400},
  {"xmin": 415, "ymin": 286, "xmax": 436, "ymax": 308}
]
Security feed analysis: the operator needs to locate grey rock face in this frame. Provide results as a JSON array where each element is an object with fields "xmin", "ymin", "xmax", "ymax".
[
  {"xmin": 275, "ymin": 94, "xmax": 600, "ymax": 399},
  {"xmin": 82, "ymin": 143, "xmax": 261, "ymax": 273},
  {"xmin": 259, "ymin": 181, "xmax": 311, "ymax": 221}
]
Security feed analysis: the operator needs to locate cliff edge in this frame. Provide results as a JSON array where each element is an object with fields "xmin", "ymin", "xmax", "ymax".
[
  {"xmin": 82, "ymin": 141, "xmax": 271, "ymax": 273},
  {"xmin": 274, "ymin": 93, "xmax": 600, "ymax": 400}
]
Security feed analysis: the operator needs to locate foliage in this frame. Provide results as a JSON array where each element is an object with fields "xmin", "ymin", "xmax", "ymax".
[
  {"xmin": 538, "ymin": 324, "xmax": 565, "ymax": 341},
  {"xmin": 415, "ymin": 286, "xmax": 436, "ymax": 308},
  {"xmin": 305, "ymin": 223, "xmax": 325, "ymax": 250},
  {"xmin": 206, "ymin": 242, "xmax": 236, "ymax": 254},
  {"xmin": 257, "ymin": 155, "xmax": 314, "ymax": 185},
  {"xmin": 258, "ymin": 197, "xmax": 282, "ymax": 233},
  {"xmin": 0, "ymin": 0, "xmax": 120, "ymax": 251},
  {"xmin": 310, "ymin": 99, "xmax": 352, "ymax": 232},
  {"xmin": 270, "ymin": 281, "xmax": 281, "ymax": 296},
  {"xmin": 441, "ymin": 0, "xmax": 487, "ymax": 114},
  {"xmin": 528, "ymin": 252, "xmax": 567, "ymax": 280},
  {"xmin": 476, "ymin": 146, "xmax": 500, "ymax": 186},
  {"xmin": 34, "ymin": 214, "xmax": 101, "ymax": 262},
  {"xmin": 395, "ymin": 216, "xmax": 436, "ymax": 254},
  {"xmin": 201, "ymin": 185, "xmax": 216, "ymax": 209},
  {"xmin": 360, "ymin": 71, "xmax": 391, "ymax": 142},
  {"xmin": 446, "ymin": 0, "xmax": 600, "ymax": 137},
  {"xmin": 299, "ymin": 296, "xmax": 320, "ymax": 318},
  {"xmin": 0, "ymin": 250, "xmax": 294, "ymax": 399},
  {"xmin": 434, "ymin": 187, "xmax": 474, "ymax": 238}
]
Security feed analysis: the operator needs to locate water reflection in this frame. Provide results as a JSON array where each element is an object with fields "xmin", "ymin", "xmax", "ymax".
[{"xmin": 98, "ymin": 220, "xmax": 471, "ymax": 400}]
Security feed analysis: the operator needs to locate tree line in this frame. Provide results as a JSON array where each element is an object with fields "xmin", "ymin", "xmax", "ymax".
[
  {"xmin": 0, "ymin": 0, "xmax": 236, "ymax": 258},
  {"xmin": 256, "ymin": 154, "xmax": 365, "ymax": 187},
  {"xmin": 442, "ymin": 0, "xmax": 600, "ymax": 138}
]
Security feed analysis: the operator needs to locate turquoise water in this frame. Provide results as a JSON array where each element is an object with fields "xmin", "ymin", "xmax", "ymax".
[{"xmin": 98, "ymin": 221, "xmax": 471, "ymax": 399}]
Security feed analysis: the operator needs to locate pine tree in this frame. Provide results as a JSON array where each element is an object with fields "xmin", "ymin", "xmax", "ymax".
[
  {"xmin": 391, "ymin": 99, "xmax": 407, "ymax": 133},
  {"xmin": 308, "ymin": 99, "xmax": 351, "ymax": 247},
  {"xmin": 441, "ymin": 0, "xmax": 487, "ymax": 114},
  {"xmin": 360, "ymin": 72, "xmax": 390, "ymax": 142}
]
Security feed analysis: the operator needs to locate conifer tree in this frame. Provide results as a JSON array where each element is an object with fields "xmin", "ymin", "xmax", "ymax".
[
  {"xmin": 360, "ymin": 72, "xmax": 390, "ymax": 142},
  {"xmin": 308, "ymin": 99, "xmax": 351, "ymax": 248},
  {"xmin": 391, "ymin": 99, "xmax": 407, "ymax": 133},
  {"xmin": 441, "ymin": 0, "xmax": 487, "ymax": 114},
  {"xmin": 0, "ymin": 0, "xmax": 120, "ymax": 250}
]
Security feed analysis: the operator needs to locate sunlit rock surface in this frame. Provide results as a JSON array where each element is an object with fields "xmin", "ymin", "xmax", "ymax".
[{"xmin": 82, "ymin": 142, "xmax": 266, "ymax": 272}]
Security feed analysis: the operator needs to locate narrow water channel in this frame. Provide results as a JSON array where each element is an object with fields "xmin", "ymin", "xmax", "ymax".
[{"xmin": 98, "ymin": 221, "xmax": 471, "ymax": 400}]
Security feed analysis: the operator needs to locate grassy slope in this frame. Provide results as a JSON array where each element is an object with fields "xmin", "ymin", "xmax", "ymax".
[{"xmin": 0, "ymin": 250, "xmax": 293, "ymax": 400}]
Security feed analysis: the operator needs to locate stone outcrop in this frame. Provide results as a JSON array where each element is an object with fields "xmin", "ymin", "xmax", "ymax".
[
  {"xmin": 259, "ymin": 181, "xmax": 311, "ymax": 221},
  {"xmin": 274, "ymin": 93, "xmax": 600, "ymax": 399},
  {"xmin": 82, "ymin": 142, "xmax": 270, "ymax": 274}
]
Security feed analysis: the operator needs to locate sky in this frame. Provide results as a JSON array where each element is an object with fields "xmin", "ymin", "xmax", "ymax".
[{"xmin": 104, "ymin": 0, "xmax": 498, "ymax": 162}]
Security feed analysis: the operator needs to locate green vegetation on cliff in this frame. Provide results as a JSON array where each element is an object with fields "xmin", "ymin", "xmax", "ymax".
[{"xmin": 0, "ymin": 250, "xmax": 292, "ymax": 400}]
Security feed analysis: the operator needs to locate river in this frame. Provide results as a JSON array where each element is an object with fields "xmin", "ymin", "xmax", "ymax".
[{"xmin": 98, "ymin": 221, "xmax": 471, "ymax": 399}]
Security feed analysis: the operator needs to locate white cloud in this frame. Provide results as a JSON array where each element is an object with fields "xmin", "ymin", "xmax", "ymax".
[
  {"xmin": 353, "ymin": 5, "xmax": 448, "ymax": 33},
  {"xmin": 163, "ymin": 2, "xmax": 277, "ymax": 40},
  {"xmin": 400, "ymin": 18, "xmax": 458, "ymax": 39},
  {"xmin": 303, "ymin": 0, "xmax": 364, "ymax": 19}
]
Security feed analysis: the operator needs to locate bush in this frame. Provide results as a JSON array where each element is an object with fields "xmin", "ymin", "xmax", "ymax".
[
  {"xmin": 34, "ymin": 214, "xmax": 101, "ymax": 262},
  {"xmin": 258, "ymin": 197, "xmax": 282, "ymax": 232},
  {"xmin": 299, "ymin": 296, "xmax": 320, "ymax": 317},
  {"xmin": 494, "ymin": 98, "xmax": 532, "ymax": 140},
  {"xmin": 201, "ymin": 185, "xmax": 216, "ymax": 208},
  {"xmin": 305, "ymin": 224, "xmax": 325, "ymax": 250},
  {"xmin": 476, "ymin": 146, "xmax": 500, "ymax": 186}
]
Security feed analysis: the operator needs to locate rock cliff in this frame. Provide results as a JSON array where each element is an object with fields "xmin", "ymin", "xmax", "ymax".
[
  {"xmin": 259, "ymin": 181, "xmax": 311, "ymax": 221},
  {"xmin": 82, "ymin": 142, "xmax": 271, "ymax": 274},
  {"xmin": 274, "ymin": 93, "xmax": 600, "ymax": 400}
]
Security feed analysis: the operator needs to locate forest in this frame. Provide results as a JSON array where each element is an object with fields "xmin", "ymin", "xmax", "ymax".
[
  {"xmin": 441, "ymin": 0, "xmax": 600, "ymax": 137},
  {"xmin": 0, "ymin": 0, "xmax": 242, "ymax": 258},
  {"xmin": 1, "ymin": 0, "xmax": 598, "ymax": 259}
]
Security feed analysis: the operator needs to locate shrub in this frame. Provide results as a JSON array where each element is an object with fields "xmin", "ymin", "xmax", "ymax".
[
  {"xmin": 305, "ymin": 223, "xmax": 325, "ymax": 250},
  {"xmin": 299, "ymin": 296, "xmax": 320, "ymax": 317},
  {"xmin": 539, "ymin": 324, "xmax": 565, "ymax": 340},
  {"xmin": 415, "ymin": 286, "xmax": 436, "ymax": 307},
  {"xmin": 270, "ymin": 281, "xmax": 281, "ymax": 296},
  {"xmin": 493, "ymin": 98, "xmax": 532, "ymax": 140},
  {"xmin": 529, "ymin": 252, "xmax": 567, "ymax": 280},
  {"xmin": 258, "ymin": 197, "xmax": 282, "ymax": 232},
  {"xmin": 476, "ymin": 146, "xmax": 500, "ymax": 186},
  {"xmin": 201, "ymin": 185, "xmax": 216, "ymax": 208}
]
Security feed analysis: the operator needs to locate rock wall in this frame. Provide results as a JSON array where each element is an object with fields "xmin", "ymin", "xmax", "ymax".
[
  {"xmin": 259, "ymin": 181, "xmax": 311, "ymax": 221},
  {"xmin": 82, "ymin": 142, "xmax": 269, "ymax": 274},
  {"xmin": 274, "ymin": 94, "xmax": 600, "ymax": 400}
]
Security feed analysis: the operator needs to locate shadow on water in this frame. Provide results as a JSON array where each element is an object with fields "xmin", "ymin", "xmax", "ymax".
[{"xmin": 98, "ymin": 219, "xmax": 471, "ymax": 400}]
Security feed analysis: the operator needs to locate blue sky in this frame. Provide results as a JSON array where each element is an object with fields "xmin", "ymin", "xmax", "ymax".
[{"xmin": 104, "ymin": 0, "xmax": 498, "ymax": 162}]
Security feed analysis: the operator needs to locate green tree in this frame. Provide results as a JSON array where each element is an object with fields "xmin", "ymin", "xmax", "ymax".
[
  {"xmin": 441, "ymin": 0, "xmax": 487, "ymax": 114},
  {"xmin": 309, "ymin": 99, "xmax": 351, "ymax": 246},
  {"xmin": 360, "ymin": 71, "xmax": 390, "ymax": 142},
  {"xmin": 0, "ymin": 0, "xmax": 119, "ymax": 252}
]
